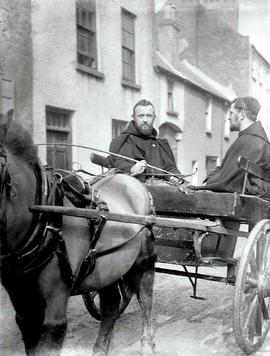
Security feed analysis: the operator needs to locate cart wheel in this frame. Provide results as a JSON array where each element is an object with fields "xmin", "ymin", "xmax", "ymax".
[
  {"xmin": 234, "ymin": 219, "xmax": 270, "ymax": 354},
  {"xmin": 82, "ymin": 282, "xmax": 132, "ymax": 321}
]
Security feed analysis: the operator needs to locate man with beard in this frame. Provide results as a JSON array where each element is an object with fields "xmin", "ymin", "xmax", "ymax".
[
  {"xmin": 109, "ymin": 99, "xmax": 181, "ymax": 182},
  {"xmin": 191, "ymin": 96, "xmax": 270, "ymax": 198}
]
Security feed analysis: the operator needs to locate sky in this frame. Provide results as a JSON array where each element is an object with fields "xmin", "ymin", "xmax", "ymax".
[{"xmin": 238, "ymin": 0, "xmax": 270, "ymax": 62}]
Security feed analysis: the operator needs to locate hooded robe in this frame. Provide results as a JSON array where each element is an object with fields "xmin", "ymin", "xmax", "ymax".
[
  {"xmin": 191, "ymin": 121, "xmax": 270, "ymax": 198},
  {"xmin": 109, "ymin": 121, "xmax": 180, "ymax": 181}
]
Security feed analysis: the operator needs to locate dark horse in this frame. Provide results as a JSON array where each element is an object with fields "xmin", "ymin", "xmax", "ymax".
[{"xmin": 0, "ymin": 111, "xmax": 155, "ymax": 355}]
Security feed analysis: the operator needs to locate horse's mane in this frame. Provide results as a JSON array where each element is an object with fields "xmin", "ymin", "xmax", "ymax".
[{"xmin": 7, "ymin": 121, "xmax": 39, "ymax": 166}]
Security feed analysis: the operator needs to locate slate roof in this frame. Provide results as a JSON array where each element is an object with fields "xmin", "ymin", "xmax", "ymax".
[{"xmin": 154, "ymin": 51, "xmax": 236, "ymax": 101}]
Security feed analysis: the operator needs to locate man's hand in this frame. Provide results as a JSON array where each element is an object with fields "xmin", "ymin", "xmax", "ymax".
[
  {"xmin": 131, "ymin": 160, "xmax": 147, "ymax": 176},
  {"xmin": 169, "ymin": 176, "xmax": 193, "ymax": 195},
  {"xmin": 169, "ymin": 176, "xmax": 180, "ymax": 184}
]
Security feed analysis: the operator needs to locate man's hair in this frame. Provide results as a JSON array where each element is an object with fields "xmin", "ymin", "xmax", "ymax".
[
  {"xmin": 132, "ymin": 99, "xmax": 155, "ymax": 117},
  {"xmin": 231, "ymin": 96, "xmax": 261, "ymax": 122}
]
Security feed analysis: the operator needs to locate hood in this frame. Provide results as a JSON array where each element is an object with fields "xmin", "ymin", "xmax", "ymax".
[
  {"xmin": 122, "ymin": 121, "xmax": 158, "ymax": 138},
  {"xmin": 239, "ymin": 121, "xmax": 269, "ymax": 143}
]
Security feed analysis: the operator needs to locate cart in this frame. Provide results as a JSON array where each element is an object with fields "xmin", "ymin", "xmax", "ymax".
[{"xmin": 32, "ymin": 155, "xmax": 270, "ymax": 354}]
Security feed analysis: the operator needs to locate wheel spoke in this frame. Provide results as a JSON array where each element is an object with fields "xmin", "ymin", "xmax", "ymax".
[
  {"xmin": 249, "ymin": 252, "xmax": 258, "ymax": 278},
  {"xmin": 255, "ymin": 297, "xmax": 263, "ymax": 336},
  {"xmin": 256, "ymin": 236, "xmax": 264, "ymax": 272},
  {"xmin": 261, "ymin": 297, "xmax": 270, "ymax": 320},
  {"xmin": 243, "ymin": 295, "xmax": 259, "ymax": 343}
]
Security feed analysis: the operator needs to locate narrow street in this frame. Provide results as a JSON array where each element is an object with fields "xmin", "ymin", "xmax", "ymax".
[{"xmin": 1, "ymin": 265, "xmax": 270, "ymax": 356}]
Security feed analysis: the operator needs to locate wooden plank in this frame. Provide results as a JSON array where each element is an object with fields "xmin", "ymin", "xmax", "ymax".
[
  {"xmin": 238, "ymin": 195, "xmax": 270, "ymax": 223},
  {"xmin": 147, "ymin": 185, "xmax": 242, "ymax": 217},
  {"xmin": 30, "ymin": 205, "xmax": 249, "ymax": 237}
]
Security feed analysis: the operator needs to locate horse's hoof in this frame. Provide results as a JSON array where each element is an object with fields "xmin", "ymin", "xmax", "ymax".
[
  {"xmin": 92, "ymin": 347, "xmax": 107, "ymax": 356},
  {"xmin": 141, "ymin": 343, "xmax": 155, "ymax": 356}
]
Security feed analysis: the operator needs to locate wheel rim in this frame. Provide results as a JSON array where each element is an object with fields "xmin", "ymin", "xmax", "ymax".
[{"xmin": 234, "ymin": 219, "xmax": 270, "ymax": 353}]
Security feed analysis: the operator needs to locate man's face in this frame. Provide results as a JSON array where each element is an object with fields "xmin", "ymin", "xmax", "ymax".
[
  {"xmin": 228, "ymin": 103, "xmax": 242, "ymax": 132},
  {"xmin": 133, "ymin": 105, "xmax": 155, "ymax": 136}
]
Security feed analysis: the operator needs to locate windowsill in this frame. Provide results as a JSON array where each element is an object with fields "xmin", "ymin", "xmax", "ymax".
[
  {"xmin": 121, "ymin": 79, "xmax": 141, "ymax": 91},
  {"xmin": 76, "ymin": 64, "xmax": 105, "ymax": 79},
  {"xmin": 166, "ymin": 110, "xmax": 179, "ymax": 118}
]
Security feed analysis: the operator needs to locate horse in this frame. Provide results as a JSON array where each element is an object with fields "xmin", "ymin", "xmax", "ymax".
[{"xmin": 0, "ymin": 110, "xmax": 156, "ymax": 356}]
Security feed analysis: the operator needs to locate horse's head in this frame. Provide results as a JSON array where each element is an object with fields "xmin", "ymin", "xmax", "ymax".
[{"xmin": 0, "ymin": 113, "xmax": 40, "ymax": 255}]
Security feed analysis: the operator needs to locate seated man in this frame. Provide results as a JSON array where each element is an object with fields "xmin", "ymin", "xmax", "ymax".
[
  {"xmin": 192, "ymin": 96, "xmax": 270, "ymax": 199},
  {"xmin": 109, "ymin": 99, "xmax": 182, "ymax": 183},
  {"xmin": 192, "ymin": 96, "xmax": 270, "ymax": 259}
]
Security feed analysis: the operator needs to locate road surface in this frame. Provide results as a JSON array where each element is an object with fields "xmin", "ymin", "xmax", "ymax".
[{"xmin": 1, "ymin": 265, "xmax": 270, "ymax": 356}]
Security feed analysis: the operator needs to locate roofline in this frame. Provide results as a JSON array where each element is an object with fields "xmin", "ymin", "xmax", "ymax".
[
  {"xmin": 251, "ymin": 44, "xmax": 270, "ymax": 69},
  {"xmin": 154, "ymin": 64, "xmax": 230, "ymax": 102}
]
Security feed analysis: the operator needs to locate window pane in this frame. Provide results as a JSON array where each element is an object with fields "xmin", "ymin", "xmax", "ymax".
[
  {"xmin": 123, "ymin": 62, "xmax": 134, "ymax": 81},
  {"xmin": 122, "ymin": 30, "xmax": 134, "ymax": 50},
  {"xmin": 76, "ymin": 2, "xmax": 97, "ymax": 68},
  {"xmin": 122, "ymin": 12, "xmax": 134, "ymax": 34},
  {"xmin": 121, "ymin": 9, "xmax": 135, "ymax": 82},
  {"xmin": 122, "ymin": 47, "xmax": 134, "ymax": 64},
  {"xmin": 206, "ymin": 156, "xmax": 218, "ymax": 175},
  {"xmin": 112, "ymin": 119, "xmax": 128, "ymax": 139}
]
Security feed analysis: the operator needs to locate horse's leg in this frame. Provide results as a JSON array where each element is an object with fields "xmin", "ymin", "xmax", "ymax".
[
  {"xmin": 135, "ymin": 231, "xmax": 156, "ymax": 356},
  {"xmin": 28, "ymin": 257, "xmax": 70, "ymax": 356},
  {"xmin": 9, "ymin": 256, "xmax": 70, "ymax": 356},
  {"xmin": 4, "ymin": 278, "xmax": 46, "ymax": 352},
  {"xmin": 93, "ymin": 282, "xmax": 121, "ymax": 356}
]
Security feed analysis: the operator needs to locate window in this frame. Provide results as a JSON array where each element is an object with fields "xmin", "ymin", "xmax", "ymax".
[
  {"xmin": 46, "ymin": 107, "xmax": 73, "ymax": 170},
  {"xmin": 121, "ymin": 9, "xmax": 136, "ymax": 82},
  {"xmin": 205, "ymin": 95, "xmax": 212, "ymax": 134},
  {"xmin": 112, "ymin": 119, "xmax": 128, "ymax": 139},
  {"xmin": 167, "ymin": 79, "xmax": 174, "ymax": 112},
  {"xmin": 206, "ymin": 156, "xmax": 218, "ymax": 176},
  {"xmin": 76, "ymin": 0, "xmax": 97, "ymax": 69}
]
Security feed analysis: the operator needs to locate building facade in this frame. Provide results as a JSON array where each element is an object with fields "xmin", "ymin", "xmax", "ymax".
[
  {"xmin": 2, "ymin": 0, "xmax": 241, "ymax": 183},
  {"xmin": 1, "ymin": 0, "xmax": 156, "ymax": 173}
]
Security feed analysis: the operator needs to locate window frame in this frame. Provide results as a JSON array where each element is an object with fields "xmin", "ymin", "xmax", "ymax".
[
  {"xmin": 46, "ymin": 106, "xmax": 73, "ymax": 170},
  {"xmin": 76, "ymin": 1, "xmax": 98, "ymax": 71},
  {"xmin": 112, "ymin": 119, "xmax": 128, "ymax": 140},
  {"xmin": 121, "ymin": 8, "xmax": 136, "ymax": 84},
  {"xmin": 205, "ymin": 155, "xmax": 218, "ymax": 176}
]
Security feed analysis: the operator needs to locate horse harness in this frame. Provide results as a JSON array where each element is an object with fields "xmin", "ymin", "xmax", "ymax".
[{"xmin": 1, "ymin": 161, "xmax": 153, "ymax": 293}]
